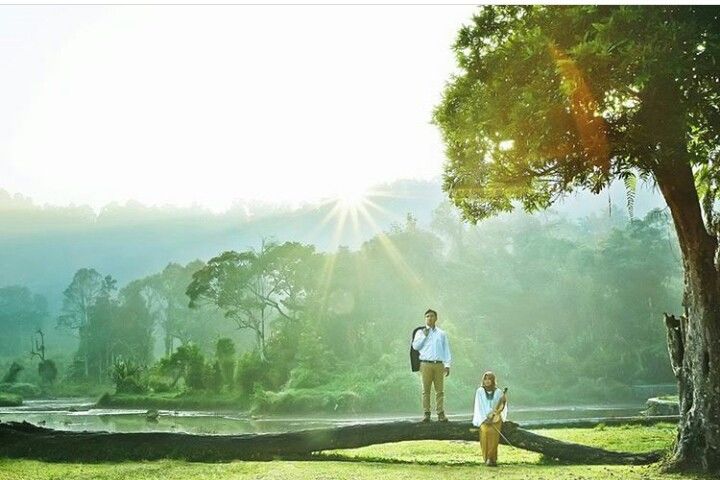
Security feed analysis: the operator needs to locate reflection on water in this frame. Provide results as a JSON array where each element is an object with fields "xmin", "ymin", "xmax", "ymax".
[{"xmin": 0, "ymin": 398, "xmax": 651, "ymax": 435}]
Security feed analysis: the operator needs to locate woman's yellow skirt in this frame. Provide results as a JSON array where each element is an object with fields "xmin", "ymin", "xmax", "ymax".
[{"xmin": 479, "ymin": 420, "xmax": 503, "ymax": 464}]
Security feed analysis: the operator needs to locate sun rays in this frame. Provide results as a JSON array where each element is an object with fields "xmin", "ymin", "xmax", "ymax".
[{"xmin": 312, "ymin": 188, "xmax": 437, "ymax": 312}]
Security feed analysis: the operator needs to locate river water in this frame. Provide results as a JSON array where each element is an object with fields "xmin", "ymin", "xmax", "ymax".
[{"xmin": 0, "ymin": 399, "xmax": 651, "ymax": 434}]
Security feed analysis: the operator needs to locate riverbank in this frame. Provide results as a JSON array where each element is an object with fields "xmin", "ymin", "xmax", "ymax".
[
  {"xmin": 0, "ymin": 393, "xmax": 22, "ymax": 407},
  {"xmin": 92, "ymin": 379, "xmax": 676, "ymax": 414},
  {"xmin": 645, "ymin": 396, "xmax": 681, "ymax": 416},
  {"xmin": 95, "ymin": 392, "xmax": 249, "ymax": 411},
  {"xmin": 95, "ymin": 391, "xmax": 655, "ymax": 416},
  {"xmin": 0, "ymin": 424, "xmax": 712, "ymax": 479}
]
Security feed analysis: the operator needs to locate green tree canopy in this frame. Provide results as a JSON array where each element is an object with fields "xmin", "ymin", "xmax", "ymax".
[
  {"xmin": 142, "ymin": 261, "xmax": 217, "ymax": 355},
  {"xmin": 186, "ymin": 241, "xmax": 316, "ymax": 361},
  {"xmin": 435, "ymin": 6, "xmax": 719, "ymax": 222},
  {"xmin": 434, "ymin": 6, "xmax": 720, "ymax": 473}
]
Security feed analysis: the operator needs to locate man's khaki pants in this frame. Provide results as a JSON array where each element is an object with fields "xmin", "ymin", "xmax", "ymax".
[{"xmin": 420, "ymin": 362, "xmax": 445, "ymax": 413}]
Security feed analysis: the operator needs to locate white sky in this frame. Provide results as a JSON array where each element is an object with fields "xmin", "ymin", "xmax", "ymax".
[{"xmin": 0, "ymin": 5, "xmax": 478, "ymax": 212}]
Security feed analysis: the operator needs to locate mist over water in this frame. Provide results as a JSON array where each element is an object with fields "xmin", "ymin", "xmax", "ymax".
[{"xmin": 0, "ymin": 398, "xmax": 658, "ymax": 434}]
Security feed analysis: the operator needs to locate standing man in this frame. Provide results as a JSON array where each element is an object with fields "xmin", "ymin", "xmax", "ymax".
[{"xmin": 412, "ymin": 308, "xmax": 452, "ymax": 422}]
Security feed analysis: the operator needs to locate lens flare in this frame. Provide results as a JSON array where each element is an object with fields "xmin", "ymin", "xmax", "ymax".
[{"xmin": 549, "ymin": 42, "xmax": 609, "ymax": 171}]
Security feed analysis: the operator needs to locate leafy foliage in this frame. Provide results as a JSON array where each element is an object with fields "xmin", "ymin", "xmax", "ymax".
[
  {"xmin": 0, "ymin": 286, "xmax": 48, "ymax": 357},
  {"xmin": 37, "ymin": 360, "xmax": 57, "ymax": 385},
  {"xmin": 434, "ymin": 6, "xmax": 720, "ymax": 227},
  {"xmin": 1, "ymin": 202, "xmax": 683, "ymax": 409},
  {"xmin": 1, "ymin": 362, "xmax": 23, "ymax": 384},
  {"xmin": 214, "ymin": 338, "xmax": 236, "ymax": 389},
  {"xmin": 158, "ymin": 343, "xmax": 206, "ymax": 390},
  {"xmin": 111, "ymin": 359, "xmax": 147, "ymax": 394},
  {"xmin": 187, "ymin": 241, "xmax": 317, "ymax": 361}
]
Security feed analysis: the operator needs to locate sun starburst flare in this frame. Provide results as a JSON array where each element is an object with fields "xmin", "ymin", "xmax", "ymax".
[{"xmin": 310, "ymin": 187, "xmax": 436, "ymax": 311}]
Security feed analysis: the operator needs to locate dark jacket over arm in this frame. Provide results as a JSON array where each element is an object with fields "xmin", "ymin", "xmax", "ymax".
[{"xmin": 410, "ymin": 326, "xmax": 425, "ymax": 372}]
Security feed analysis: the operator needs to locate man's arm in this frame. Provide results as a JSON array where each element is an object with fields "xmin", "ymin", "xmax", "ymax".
[
  {"xmin": 443, "ymin": 332, "xmax": 452, "ymax": 368},
  {"xmin": 411, "ymin": 329, "xmax": 427, "ymax": 350},
  {"xmin": 442, "ymin": 332, "xmax": 451, "ymax": 376}
]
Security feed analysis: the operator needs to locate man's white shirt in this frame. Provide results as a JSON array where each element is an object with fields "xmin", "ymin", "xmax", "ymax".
[{"xmin": 412, "ymin": 326, "xmax": 452, "ymax": 368}]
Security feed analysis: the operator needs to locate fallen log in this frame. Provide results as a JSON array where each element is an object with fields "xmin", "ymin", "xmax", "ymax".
[
  {"xmin": 0, "ymin": 420, "xmax": 662, "ymax": 464},
  {"xmin": 499, "ymin": 422, "xmax": 662, "ymax": 464},
  {"xmin": 520, "ymin": 414, "xmax": 679, "ymax": 430}
]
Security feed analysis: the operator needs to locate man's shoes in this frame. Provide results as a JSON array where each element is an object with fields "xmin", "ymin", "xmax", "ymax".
[
  {"xmin": 421, "ymin": 412, "xmax": 431, "ymax": 423},
  {"xmin": 437, "ymin": 412, "xmax": 449, "ymax": 422}
]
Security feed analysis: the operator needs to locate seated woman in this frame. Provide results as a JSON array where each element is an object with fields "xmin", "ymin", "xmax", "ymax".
[{"xmin": 471, "ymin": 371, "xmax": 508, "ymax": 466}]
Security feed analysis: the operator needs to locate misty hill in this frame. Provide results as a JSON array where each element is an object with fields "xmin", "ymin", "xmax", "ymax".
[{"xmin": 0, "ymin": 178, "xmax": 664, "ymax": 315}]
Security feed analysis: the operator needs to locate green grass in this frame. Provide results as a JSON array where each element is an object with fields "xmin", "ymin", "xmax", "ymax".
[
  {"xmin": 0, "ymin": 460, "xmax": 703, "ymax": 480},
  {"xmin": 0, "ymin": 424, "xmax": 713, "ymax": 479},
  {"xmin": 536, "ymin": 422, "xmax": 679, "ymax": 453}
]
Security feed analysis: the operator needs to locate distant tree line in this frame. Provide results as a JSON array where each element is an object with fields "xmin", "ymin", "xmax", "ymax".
[{"xmin": 1, "ymin": 204, "xmax": 681, "ymax": 409}]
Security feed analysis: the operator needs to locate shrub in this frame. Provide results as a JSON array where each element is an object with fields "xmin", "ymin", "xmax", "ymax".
[
  {"xmin": 65, "ymin": 359, "xmax": 87, "ymax": 381},
  {"xmin": 2, "ymin": 362, "xmax": 23, "ymax": 384},
  {"xmin": 207, "ymin": 361, "xmax": 223, "ymax": 393},
  {"xmin": 216, "ymin": 338, "xmax": 236, "ymax": 389},
  {"xmin": 185, "ymin": 356, "xmax": 206, "ymax": 391},
  {"xmin": 359, "ymin": 370, "xmax": 418, "ymax": 411},
  {"xmin": 286, "ymin": 365, "xmax": 323, "ymax": 389},
  {"xmin": 236, "ymin": 352, "xmax": 265, "ymax": 394},
  {"xmin": 148, "ymin": 379, "xmax": 173, "ymax": 393},
  {"xmin": 158, "ymin": 343, "xmax": 206, "ymax": 390},
  {"xmin": 111, "ymin": 360, "xmax": 148, "ymax": 394},
  {"xmin": 252, "ymin": 387, "xmax": 362, "ymax": 413},
  {"xmin": 0, "ymin": 392, "xmax": 22, "ymax": 407},
  {"xmin": 38, "ymin": 359, "xmax": 58, "ymax": 385},
  {"xmin": 0, "ymin": 382, "xmax": 41, "ymax": 398}
]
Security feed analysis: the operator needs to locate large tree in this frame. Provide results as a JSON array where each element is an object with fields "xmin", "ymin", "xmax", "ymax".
[
  {"xmin": 142, "ymin": 261, "xmax": 213, "ymax": 356},
  {"xmin": 186, "ymin": 241, "xmax": 315, "ymax": 362},
  {"xmin": 57, "ymin": 269, "xmax": 106, "ymax": 334},
  {"xmin": 0, "ymin": 286, "xmax": 47, "ymax": 357},
  {"xmin": 57, "ymin": 268, "xmax": 111, "ymax": 376},
  {"xmin": 434, "ymin": 5, "xmax": 720, "ymax": 473}
]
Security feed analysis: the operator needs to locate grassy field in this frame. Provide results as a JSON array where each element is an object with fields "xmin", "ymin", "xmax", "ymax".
[{"xmin": 0, "ymin": 423, "xmax": 714, "ymax": 479}]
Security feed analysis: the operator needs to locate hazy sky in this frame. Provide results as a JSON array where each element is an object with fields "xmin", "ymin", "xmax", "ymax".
[{"xmin": 0, "ymin": 5, "xmax": 478, "ymax": 212}]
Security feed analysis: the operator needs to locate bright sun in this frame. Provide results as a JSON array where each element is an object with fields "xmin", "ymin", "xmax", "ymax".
[{"xmin": 337, "ymin": 187, "xmax": 368, "ymax": 209}]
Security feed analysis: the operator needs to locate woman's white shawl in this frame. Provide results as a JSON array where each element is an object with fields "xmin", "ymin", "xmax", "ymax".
[{"xmin": 472, "ymin": 387, "xmax": 508, "ymax": 427}]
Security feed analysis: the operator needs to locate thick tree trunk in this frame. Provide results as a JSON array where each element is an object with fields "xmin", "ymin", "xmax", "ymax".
[
  {"xmin": 0, "ymin": 420, "xmax": 662, "ymax": 464},
  {"xmin": 655, "ymin": 158, "xmax": 720, "ymax": 473},
  {"xmin": 663, "ymin": 306, "xmax": 720, "ymax": 473}
]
